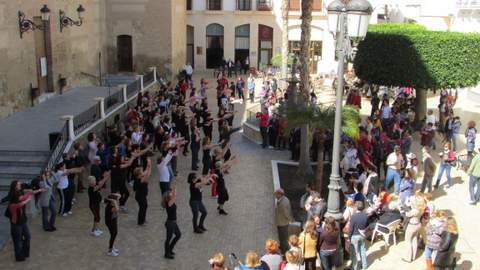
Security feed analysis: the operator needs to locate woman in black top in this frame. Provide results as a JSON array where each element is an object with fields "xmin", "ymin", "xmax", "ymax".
[
  {"xmin": 133, "ymin": 156, "xmax": 152, "ymax": 226},
  {"xmin": 190, "ymin": 123, "xmax": 201, "ymax": 171},
  {"xmin": 201, "ymin": 137, "xmax": 217, "ymax": 175},
  {"xmin": 213, "ymin": 157, "xmax": 235, "ymax": 215},
  {"xmin": 88, "ymin": 175, "xmax": 109, "ymax": 237},
  {"xmin": 105, "ymin": 193, "xmax": 121, "ymax": 257},
  {"xmin": 162, "ymin": 187, "xmax": 181, "ymax": 259},
  {"xmin": 109, "ymin": 147, "xmax": 135, "ymax": 212},
  {"xmin": 188, "ymin": 173, "xmax": 212, "ymax": 233}
]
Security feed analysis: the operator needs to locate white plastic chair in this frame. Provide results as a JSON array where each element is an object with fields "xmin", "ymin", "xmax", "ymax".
[{"xmin": 371, "ymin": 219, "xmax": 402, "ymax": 246}]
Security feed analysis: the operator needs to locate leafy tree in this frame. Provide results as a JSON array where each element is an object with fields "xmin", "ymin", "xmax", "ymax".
[
  {"xmin": 284, "ymin": 104, "xmax": 360, "ymax": 194},
  {"xmin": 354, "ymin": 23, "xmax": 480, "ymax": 123}
]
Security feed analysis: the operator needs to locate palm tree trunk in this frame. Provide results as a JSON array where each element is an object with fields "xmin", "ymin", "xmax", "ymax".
[
  {"xmin": 315, "ymin": 131, "xmax": 325, "ymax": 195},
  {"xmin": 296, "ymin": 0, "xmax": 314, "ymax": 179},
  {"xmin": 281, "ymin": 0, "xmax": 289, "ymax": 86}
]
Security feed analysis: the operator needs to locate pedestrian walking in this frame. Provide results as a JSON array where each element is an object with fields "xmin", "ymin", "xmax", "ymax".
[
  {"xmin": 421, "ymin": 146, "xmax": 437, "ymax": 193},
  {"xmin": 274, "ymin": 188, "xmax": 293, "ymax": 254}
]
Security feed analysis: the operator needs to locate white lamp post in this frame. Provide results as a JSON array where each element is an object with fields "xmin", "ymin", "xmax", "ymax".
[{"xmin": 326, "ymin": 0, "xmax": 372, "ymax": 219}]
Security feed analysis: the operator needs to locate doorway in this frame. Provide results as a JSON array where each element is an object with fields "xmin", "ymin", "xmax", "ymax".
[
  {"xmin": 235, "ymin": 24, "xmax": 250, "ymax": 67},
  {"xmin": 258, "ymin": 25, "xmax": 273, "ymax": 71},
  {"xmin": 289, "ymin": 41, "xmax": 322, "ymax": 74},
  {"xmin": 206, "ymin": 23, "xmax": 224, "ymax": 69},
  {"xmin": 117, "ymin": 35, "xmax": 133, "ymax": 72},
  {"xmin": 187, "ymin": 25, "xmax": 195, "ymax": 67}
]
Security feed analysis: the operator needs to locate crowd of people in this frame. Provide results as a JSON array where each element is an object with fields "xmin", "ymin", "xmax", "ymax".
[
  {"xmin": 1, "ymin": 66, "xmax": 475, "ymax": 270},
  {"xmin": 2, "ymin": 69, "xmax": 246, "ymax": 261}
]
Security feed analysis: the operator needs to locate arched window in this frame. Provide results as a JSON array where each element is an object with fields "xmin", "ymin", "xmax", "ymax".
[
  {"xmin": 206, "ymin": 24, "xmax": 224, "ymax": 68},
  {"xmin": 235, "ymin": 24, "xmax": 250, "ymax": 67}
]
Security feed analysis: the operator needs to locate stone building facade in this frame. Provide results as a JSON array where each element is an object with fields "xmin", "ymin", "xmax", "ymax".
[{"xmin": 0, "ymin": 0, "xmax": 185, "ymax": 120}]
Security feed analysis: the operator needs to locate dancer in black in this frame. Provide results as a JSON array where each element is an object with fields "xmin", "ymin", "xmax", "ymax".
[
  {"xmin": 109, "ymin": 147, "xmax": 135, "ymax": 212},
  {"xmin": 162, "ymin": 187, "xmax": 181, "ymax": 259},
  {"xmin": 133, "ymin": 155, "xmax": 152, "ymax": 226},
  {"xmin": 88, "ymin": 175, "xmax": 109, "ymax": 237},
  {"xmin": 104, "ymin": 193, "xmax": 121, "ymax": 257},
  {"xmin": 214, "ymin": 156, "xmax": 236, "ymax": 215},
  {"xmin": 201, "ymin": 137, "xmax": 217, "ymax": 175},
  {"xmin": 188, "ymin": 172, "xmax": 213, "ymax": 233}
]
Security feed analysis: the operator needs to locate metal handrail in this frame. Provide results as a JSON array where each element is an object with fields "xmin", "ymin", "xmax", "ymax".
[
  {"xmin": 127, "ymin": 79, "xmax": 140, "ymax": 97},
  {"xmin": 73, "ymin": 103, "xmax": 101, "ymax": 136},
  {"xmin": 143, "ymin": 71, "xmax": 155, "ymax": 86},
  {"xmin": 45, "ymin": 123, "xmax": 69, "ymax": 170},
  {"xmin": 104, "ymin": 89, "xmax": 124, "ymax": 113}
]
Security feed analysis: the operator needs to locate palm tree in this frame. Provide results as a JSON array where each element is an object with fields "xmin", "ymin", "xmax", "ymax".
[
  {"xmin": 281, "ymin": 0, "xmax": 290, "ymax": 85},
  {"xmin": 285, "ymin": 104, "xmax": 360, "ymax": 194},
  {"xmin": 296, "ymin": 0, "xmax": 314, "ymax": 180}
]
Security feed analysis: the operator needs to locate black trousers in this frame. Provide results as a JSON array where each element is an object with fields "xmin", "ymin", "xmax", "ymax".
[
  {"xmin": 189, "ymin": 200, "xmax": 207, "ymax": 230},
  {"xmin": 10, "ymin": 223, "xmax": 30, "ymax": 261},
  {"xmin": 260, "ymin": 127, "xmax": 268, "ymax": 148},
  {"xmin": 105, "ymin": 218, "xmax": 118, "ymax": 250},
  {"xmin": 57, "ymin": 189, "xmax": 66, "ymax": 214},
  {"xmin": 191, "ymin": 145, "xmax": 200, "ymax": 170},
  {"xmin": 159, "ymin": 182, "xmax": 170, "ymax": 195},
  {"xmin": 118, "ymin": 182, "xmax": 130, "ymax": 207},
  {"xmin": 164, "ymin": 220, "xmax": 181, "ymax": 255},
  {"xmin": 135, "ymin": 194, "xmax": 148, "ymax": 225},
  {"xmin": 304, "ymin": 257, "xmax": 317, "ymax": 270}
]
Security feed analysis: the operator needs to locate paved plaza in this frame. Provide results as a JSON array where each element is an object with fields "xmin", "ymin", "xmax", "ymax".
[{"xmin": 0, "ymin": 73, "xmax": 479, "ymax": 270}]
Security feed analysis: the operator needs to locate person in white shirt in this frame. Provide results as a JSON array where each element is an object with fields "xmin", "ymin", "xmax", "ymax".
[
  {"xmin": 87, "ymin": 132, "xmax": 98, "ymax": 164},
  {"xmin": 385, "ymin": 145, "xmax": 403, "ymax": 193},
  {"xmin": 53, "ymin": 162, "xmax": 83, "ymax": 216},
  {"xmin": 157, "ymin": 151, "xmax": 174, "ymax": 195},
  {"xmin": 426, "ymin": 109, "xmax": 437, "ymax": 128},
  {"xmin": 131, "ymin": 126, "xmax": 143, "ymax": 144},
  {"xmin": 183, "ymin": 63, "xmax": 193, "ymax": 81}
]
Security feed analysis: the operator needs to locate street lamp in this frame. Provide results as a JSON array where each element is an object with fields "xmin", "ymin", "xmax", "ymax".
[
  {"xmin": 325, "ymin": 0, "xmax": 372, "ymax": 219},
  {"xmin": 18, "ymin": 4, "xmax": 51, "ymax": 38},
  {"xmin": 60, "ymin": 5, "xmax": 86, "ymax": 32}
]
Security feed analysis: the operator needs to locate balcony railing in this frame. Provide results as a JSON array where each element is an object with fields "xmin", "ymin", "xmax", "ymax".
[
  {"xmin": 257, "ymin": 0, "xmax": 272, "ymax": 11},
  {"xmin": 456, "ymin": 0, "xmax": 480, "ymax": 8},
  {"xmin": 104, "ymin": 90, "xmax": 124, "ymax": 114},
  {"xmin": 45, "ymin": 123, "xmax": 69, "ymax": 170},
  {"xmin": 73, "ymin": 103, "xmax": 101, "ymax": 136}
]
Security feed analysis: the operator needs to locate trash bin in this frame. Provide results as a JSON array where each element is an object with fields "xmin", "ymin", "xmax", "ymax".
[{"xmin": 48, "ymin": 132, "xmax": 62, "ymax": 150}]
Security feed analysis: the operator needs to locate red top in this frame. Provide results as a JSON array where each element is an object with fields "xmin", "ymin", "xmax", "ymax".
[
  {"xmin": 8, "ymin": 192, "xmax": 33, "ymax": 225},
  {"xmin": 256, "ymin": 112, "xmax": 269, "ymax": 128}
]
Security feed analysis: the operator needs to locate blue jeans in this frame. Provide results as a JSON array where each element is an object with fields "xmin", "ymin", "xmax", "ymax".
[
  {"xmin": 469, "ymin": 175, "xmax": 480, "ymax": 202},
  {"xmin": 320, "ymin": 249, "xmax": 337, "ymax": 270},
  {"xmin": 421, "ymin": 175, "xmax": 433, "ymax": 193},
  {"xmin": 189, "ymin": 200, "xmax": 207, "ymax": 230},
  {"xmin": 452, "ymin": 133, "xmax": 458, "ymax": 151},
  {"xmin": 435, "ymin": 162, "xmax": 452, "ymax": 187},
  {"xmin": 350, "ymin": 234, "xmax": 367, "ymax": 270},
  {"xmin": 41, "ymin": 198, "xmax": 56, "ymax": 230},
  {"xmin": 385, "ymin": 168, "xmax": 401, "ymax": 193},
  {"xmin": 10, "ymin": 223, "xmax": 31, "ymax": 261},
  {"xmin": 424, "ymin": 246, "xmax": 434, "ymax": 259}
]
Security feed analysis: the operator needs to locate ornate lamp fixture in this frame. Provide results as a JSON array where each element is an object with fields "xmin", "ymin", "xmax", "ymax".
[
  {"xmin": 18, "ymin": 4, "xmax": 51, "ymax": 38},
  {"xmin": 59, "ymin": 4, "xmax": 85, "ymax": 32}
]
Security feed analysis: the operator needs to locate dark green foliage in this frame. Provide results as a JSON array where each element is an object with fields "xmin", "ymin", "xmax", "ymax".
[
  {"xmin": 271, "ymin": 53, "xmax": 295, "ymax": 68},
  {"xmin": 354, "ymin": 23, "xmax": 480, "ymax": 89}
]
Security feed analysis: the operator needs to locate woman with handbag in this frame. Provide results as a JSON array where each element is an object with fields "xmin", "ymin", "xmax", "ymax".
[{"xmin": 299, "ymin": 220, "xmax": 318, "ymax": 270}]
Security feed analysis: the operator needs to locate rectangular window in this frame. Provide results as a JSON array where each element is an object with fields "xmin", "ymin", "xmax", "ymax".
[
  {"xmin": 237, "ymin": 0, "xmax": 252, "ymax": 10},
  {"xmin": 290, "ymin": 0, "xmax": 300, "ymax": 10},
  {"xmin": 313, "ymin": 0, "xmax": 323, "ymax": 11},
  {"xmin": 207, "ymin": 0, "xmax": 222, "ymax": 10},
  {"xmin": 257, "ymin": 0, "xmax": 272, "ymax": 11},
  {"xmin": 187, "ymin": 0, "xmax": 192, "ymax": 10}
]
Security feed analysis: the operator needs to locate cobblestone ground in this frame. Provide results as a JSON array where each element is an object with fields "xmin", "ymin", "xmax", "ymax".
[{"xmin": 0, "ymin": 72, "xmax": 285, "ymax": 270}]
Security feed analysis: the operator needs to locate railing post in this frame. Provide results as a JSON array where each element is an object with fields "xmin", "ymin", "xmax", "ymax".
[
  {"xmin": 94, "ymin": 97, "xmax": 106, "ymax": 119},
  {"xmin": 61, "ymin": 115, "xmax": 75, "ymax": 141},
  {"xmin": 138, "ymin": 75, "xmax": 144, "ymax": 91},
  {"xmin": 121, "ymin": 84, "xmax": 128, "ymax": 103},
  {"xmin": 151, "ymin": 66, "xmax": 157, "ymax": 82}
]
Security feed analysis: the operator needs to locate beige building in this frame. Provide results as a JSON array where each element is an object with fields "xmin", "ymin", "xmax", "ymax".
[
  {"xmin": 0, "ymin": 0, "xmax": 185, "ymax": 120},
  {"xmin": 186, "ymin": 0, "xmax": 337, "ymax": 74}
]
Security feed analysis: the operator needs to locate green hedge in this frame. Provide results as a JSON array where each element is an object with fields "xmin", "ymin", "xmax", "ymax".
[{"xmin": 353, "ymin": 23, "xmax": 480, "ymax": 89}]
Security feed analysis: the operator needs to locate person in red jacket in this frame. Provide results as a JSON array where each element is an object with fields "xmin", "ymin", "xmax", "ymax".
[
  {"xmin": 256, "ymin": 109, "xmax": 269, "ymax": 148},
  {"xmin": 346, "ymin": 88, "xmax": 362, "ymax": 108}
]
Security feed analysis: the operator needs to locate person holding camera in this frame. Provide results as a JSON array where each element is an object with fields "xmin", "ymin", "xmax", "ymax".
[
  {"xmin": 104, "ymin": 193, "xmax": 121, "ymax": 257},
  {"xmin": 133, "ymin": 155, "xmax": 153, "ymax": 226},
  {"xmin": 162, "ymin": 187, "xmax": 181, "ymax": 259},
  {"xmin": 188, "ymin": 172, "xmax": 214, "ymax": 233}
]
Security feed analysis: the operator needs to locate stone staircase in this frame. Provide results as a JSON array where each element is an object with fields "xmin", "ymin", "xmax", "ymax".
[
  {"xmin": 0, "ymin": 150, "xmax": 49, "ymax": 191},
  {"xmin": 103, "ymin": 74, "xmax": 137, "ymax": 87}
]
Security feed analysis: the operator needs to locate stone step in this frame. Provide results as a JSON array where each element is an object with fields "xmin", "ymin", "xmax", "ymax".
[
  {"xmin": 0, "ymin": 155, "xmax": 47, "ymax": 167},
  {"xmin": 0, "ymin": 150, "xmax": 49, "ymax": 157}
]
